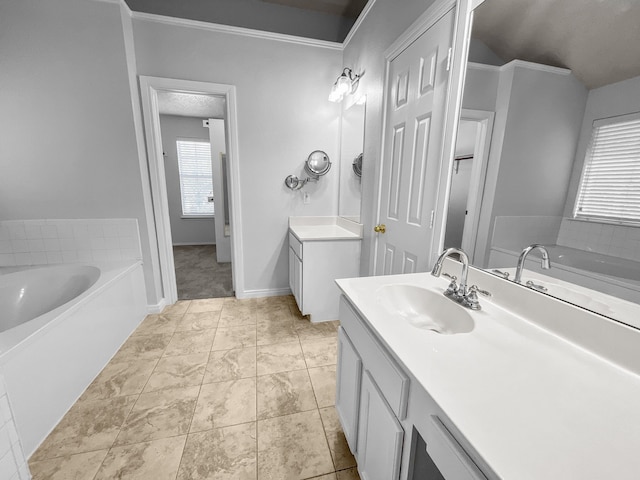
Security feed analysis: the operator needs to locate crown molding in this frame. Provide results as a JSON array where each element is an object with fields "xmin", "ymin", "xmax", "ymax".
[
  {"xmin": 131, "ymin": 11, "xmax": 343, "ymax": 50},
  {"xmin": 468, "ymin": 60, "xmax": 572, "ymax": 76},
  {"xmin": 343, "ymin": 0, "xmax": 376, "ymax": 48}
]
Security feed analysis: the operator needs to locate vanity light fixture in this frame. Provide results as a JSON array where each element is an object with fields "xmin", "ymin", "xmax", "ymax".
[{"xmin": 328, "ymin": 67, "xmax": 361, "ymax": 103}]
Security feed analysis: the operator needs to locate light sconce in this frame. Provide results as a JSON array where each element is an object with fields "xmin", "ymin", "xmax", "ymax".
[{"xmin": 328, "ymin": 67, "xmax": 361, "ymax": 103}]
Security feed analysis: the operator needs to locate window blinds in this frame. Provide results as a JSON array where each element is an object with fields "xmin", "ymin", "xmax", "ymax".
[
  {"xmin": 176, "ymin": 140, "xmax": 214, "ymax": 216},
  {"xmin": 574, "ymin": 113, "xmax": 640, "ymax": 224}
]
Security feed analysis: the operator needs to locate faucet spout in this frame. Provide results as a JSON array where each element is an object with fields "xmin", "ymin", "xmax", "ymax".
[
  {"xmin": 431, "ymin": 247, "xmax": 470, "ymax": 295},
  {"xmin": 514, "ymin": 244, "xmax": 551, "ymax": 284}
]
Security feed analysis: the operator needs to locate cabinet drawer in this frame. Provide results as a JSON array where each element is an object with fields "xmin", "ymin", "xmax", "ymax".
[
  {"xmin": 289, "ymin": 232, "xmax": 303, "ymax": 259},
  {"xmin": 339, "ymin": 296, "xmax": 409, "ymax": 419}
]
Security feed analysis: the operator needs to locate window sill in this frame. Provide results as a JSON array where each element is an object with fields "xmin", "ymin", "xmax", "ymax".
[{"xmin": 181, "ymin": 215, "xmax": 215, "ymax": 219}]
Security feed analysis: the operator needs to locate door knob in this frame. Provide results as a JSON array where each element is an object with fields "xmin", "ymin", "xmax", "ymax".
[{"xmin": 374, "ymin": 224, "xmax": 386, "ymax": 234}]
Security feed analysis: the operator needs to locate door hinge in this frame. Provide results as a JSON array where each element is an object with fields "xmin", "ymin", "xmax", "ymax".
[
  {"xmin": 429, "ymin": 210, "xmax": 435, "ymax": 228},
  {"xmin": 445, "ymin": 47, "xmax": 453, "ymax": 71}
]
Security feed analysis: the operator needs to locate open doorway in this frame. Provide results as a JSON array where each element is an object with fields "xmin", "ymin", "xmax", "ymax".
[
  {"xmin": 157, "ymin": 100, "xmax": 233, "ymax": 299},
  {"xmin": 139, "ymin": 76, "xmax": 244, "ymax": 305},
  {"xmin": 444, "ymin": 109, "xmax": 494, "ymax": 263}
]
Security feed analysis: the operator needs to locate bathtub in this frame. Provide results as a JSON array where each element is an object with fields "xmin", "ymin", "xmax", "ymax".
[
  {"xmin": 0, "ymin": 261, "xmax": 147, "ymax": 457},
  {"xmin": 489, "ymin": 245, "xmax": 640, "ymax": 305}
]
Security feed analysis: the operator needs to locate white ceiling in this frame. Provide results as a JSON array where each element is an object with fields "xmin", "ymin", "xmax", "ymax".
[
  {"xmin": 472, "ymin": 0, "xmax": 640, "ymax": 89},
  {"xmin": 261, "ymin": 0, "xmax": 368, "ymax": 18},
  {"xmin": 157, "ymin": 91, "xmax": 226, "ymax": 118}
]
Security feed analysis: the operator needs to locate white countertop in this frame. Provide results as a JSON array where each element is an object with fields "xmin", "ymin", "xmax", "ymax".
[
  {"xmin": 336, "ymin": 272, "xmax": 640, "ymax": 480},
  {"xmin": 289, "ymin": 216, "xmax": 362, "ymax": 241}
]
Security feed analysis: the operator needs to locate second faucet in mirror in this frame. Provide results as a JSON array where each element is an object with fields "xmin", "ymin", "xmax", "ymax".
[{"xmin": 514, "ymin": 244, "xmax": 551, "ymax": 284}]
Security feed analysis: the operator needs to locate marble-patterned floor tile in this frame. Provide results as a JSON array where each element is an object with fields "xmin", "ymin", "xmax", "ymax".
[
  {"xmin": 94, "ymin": 436, "xmax": 186, "ymax": 480},
  {"xmin": 143, "ymin": 353, "xmax": 208, "ymax": 393},
  {"xmin": 257, "ymin": 341, "xmax": 307, "ymax": 376},
  {"xmin": 308, "ymin": 365, "xmax": 336, "ymax": 408},
  {"xmin": 178, "ymin": 422, "xmax": 257, "ymax": 480},
  {"xmin": 289, "ymin": 303, "xmax": 305, "ymax": 320},
  {"xmin": 115, "ymin": 386, "xmax": 199, "ymax": 446},
  {"xmin": 305, "ymin": 474, "xmax": 337, "ymax": 480},
  {"xmin": 257, "ymin": 370, "xmax": 317, "ymax": 420},
  {"xmin": 164, "ymin": 329, "xmax": 216, "ymax": 356},
  {"xmin": 319, "ymin": 407, "xmax": 356, "ymax": 471},
  {"xmin": 301, "ymin": 337, "xmax": 338, "ymax": 368},
  {"xmin": 336, "ymin": 467, "xmax": 360, "ymax": 480},
  {"xmin": 295, "ymin": 321, "xmax": 338, "ymax": 342},
  {"xmin": 257, "ymin": 410, "xmax": 334, "ymax": 480},
  {"xmin": 219, "ymin": 304, "xmax": 258, "ymax": 327},
  {"xmin": 112, "ymin": 333, "xmax": 173, "ymax": 362},
  {"xmin": 256, "ymin": 295, "xmax": 293, "ymax": 308},
  {"xmin": 176, "ymin": 311, "xmax": 220, "ymax": 331},
  {"xmin": 163, "ymin": 300, "xmax": 191, "ymax": 316},
  {"xmin": 191, "ymin": 378, "xmax": 256, "ymax": 431},
  {"xmin": 257, "ymin": 320, "xmax": 298, "ymax": 346},
  {"xmin": 80, "ymin": 358, "xmax": 157, "ymax": 401},
  {"xmin": 204, "ymin": 347, "xmax": 257, "ymax": 383},
  {"xmin": 257, "ymin": 305, "xmax": 295, "ymax": 324},
  {"xmin": 224, "ymin": 297, "xmax": 258, "ymax": 307},
  {"xmin": 29, "ymin": 449, "xmax": 108, "ymax": 480},
  {"xmin": 187, "ymin": 298, "xmax": 226, "ymax": 313},
  {"xmin": 212, "ymin": 325, "xmax": 257, "ymax": 351},
  {"xmin": 133, "ymin": 313, "xmax": 180, "ymax": 336},
  {"xmin": 31, "ymin": 396, "xmax": 137, "ymax": 461}
]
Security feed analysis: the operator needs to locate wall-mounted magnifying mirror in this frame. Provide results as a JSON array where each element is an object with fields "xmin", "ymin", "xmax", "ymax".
[
  {"xmin": 284, "ymin": 150, "xmax": 331, "ymax": 191},
  {"xmin": 443, "ymin": 0, "xmax": 640, "ymax": 330},
  {"xmin": 305, "ymin": 150, "xmax": 331, "ymax": 178},
  {"xmin": 338, "ymin": 96, "xmax": 366, "ymax": 223}
]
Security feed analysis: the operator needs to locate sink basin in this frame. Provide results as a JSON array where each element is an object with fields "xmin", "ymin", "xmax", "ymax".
[{"xmin": 376, "ymin": 284, "xmax": 474, "ymax": 334}]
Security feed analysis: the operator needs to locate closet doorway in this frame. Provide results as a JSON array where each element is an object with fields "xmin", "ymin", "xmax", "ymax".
[{"xmin": 139, "ymin": 76, "xmax": 244, "ymax": 304}]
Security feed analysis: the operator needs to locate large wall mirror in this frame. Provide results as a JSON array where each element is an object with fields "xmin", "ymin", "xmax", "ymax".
[
  {"xmin": 338, "ymin": 95, "xmax": 365, "ymax": 223},
  {"xmin": 445, "ymin": 0, "xmax": 640, "ymax": 329}
]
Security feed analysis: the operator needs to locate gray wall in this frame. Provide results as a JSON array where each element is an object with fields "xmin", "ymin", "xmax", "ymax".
[
  {"xmin": 133, "ymin": 18, "xmax": 343, "ymax": 293},
  {"xmin": 159, "ymin": 115, "xmax": 216, "ymax": 245},
  {"xmin": 0, "ymin": 0, "xmax": 160, "ymax": 304}
]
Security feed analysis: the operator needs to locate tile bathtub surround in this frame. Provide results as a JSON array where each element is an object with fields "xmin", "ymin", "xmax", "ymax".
[
  {"xmin": 557, "ymin": 217, "xmax": 640, "ymax": 261},
  {"xmin": 0, "ymin": 219, "xmax": 142, "ymax": 267},
  {"xmin": 29, "ymin": 295, "xmax": 359, "ymax": 480}
]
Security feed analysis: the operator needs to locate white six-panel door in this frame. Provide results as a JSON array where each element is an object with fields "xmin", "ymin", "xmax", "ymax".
[{"xmin": 375, "ymin": 9, "xmax": 456, "ymax": 275}]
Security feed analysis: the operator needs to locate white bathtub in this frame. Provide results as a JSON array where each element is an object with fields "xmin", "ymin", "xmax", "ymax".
[
  {"xmin": 0, "ymin": 261, "xmax": 147, "ymax": 457},
  {"xmin": 490, "ymin": 245, "xmax": 640, "ymax": 305}
]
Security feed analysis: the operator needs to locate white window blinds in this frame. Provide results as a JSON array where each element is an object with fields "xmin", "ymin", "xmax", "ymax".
[
  {"xmin": 176, "ymin": 140, "xmax": 214, "ymax": 216},
  {"xmin": 574, "ymin": 113, "xmax": 640, "ymax": 224}
]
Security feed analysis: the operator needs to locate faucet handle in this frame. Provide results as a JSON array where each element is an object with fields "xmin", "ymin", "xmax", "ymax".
[
  {"xmin": 464, "ymin": 286, "xmax": 482, "ymax": 310},
  {"xmin": 470, "ymin": 285, "xmax": 492, "ymax": 297},
  {"xmin": 443, "ymin": 272, "xmax": 457, "ymax": 281}
]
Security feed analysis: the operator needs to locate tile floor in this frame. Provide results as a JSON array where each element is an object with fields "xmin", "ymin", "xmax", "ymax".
[{"xmin": 28, "ymin": 295, "xmax": 359, "ymax": 480}]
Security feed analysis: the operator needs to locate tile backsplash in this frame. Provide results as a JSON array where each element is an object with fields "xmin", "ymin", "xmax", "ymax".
[
  {"xmin": 557, "ymin": 218, "xmax": 640, "ymax": 262},
  {"xmin": 0, "ymin": 219, "xmax": 142, "ymax": 267},
  {"xmin": 0, "ymin": 373, "xmax": 30, "ymax": 480}
]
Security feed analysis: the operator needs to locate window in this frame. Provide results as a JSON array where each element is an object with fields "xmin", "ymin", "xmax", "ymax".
[
  {"xmin": 176, "ymin": 139, "xmax": 214, "ymax": 217},
  {"xmin": 574, "ymin": 112, "xmax": 640, "ymax": 225}
]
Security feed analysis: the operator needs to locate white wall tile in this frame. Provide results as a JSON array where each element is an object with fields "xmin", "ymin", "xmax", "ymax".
[
  {"xmin": 7, "ymin": 224, "xmax": 26, "ymax": 240},
  {"xmin": 0, "ymin": 241, "xmax": 12, "ymax": 254}
]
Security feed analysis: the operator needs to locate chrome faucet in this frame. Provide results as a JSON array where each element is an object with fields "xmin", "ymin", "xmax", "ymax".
[
  {"xmin": 431, "ymin": 247, "xmax": 491, "ymax": 310},
  {"xmin": 514, "ymin": 244, "xmax": 551, "ymax": 284},
  {"xmin": 432, "ymin": 247, "xmax": 470, "ymax": 297}
]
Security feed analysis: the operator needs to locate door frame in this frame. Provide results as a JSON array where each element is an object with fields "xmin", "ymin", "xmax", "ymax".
[
  {"xmin": 139, "ymin": 76, "xmax": 245, "ymax": 303},
  {"xmin": 372, "ymin": 0, "xmax": 475, "ymax": 274},
  {"xmin": 458, "ymin": 109, "xmax": 494, "ymax": 263}
]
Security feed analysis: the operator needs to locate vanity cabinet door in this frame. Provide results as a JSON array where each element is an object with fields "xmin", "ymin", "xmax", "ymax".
[
  {"xmin": 357, "ymin": 371, "xmax": 404, "ymax": 480},
  {"xmin": 336, "ymin": 327, "xmax": 362, "ymax": 454},
  {"xmin": 289, "ymin": 247, "xmax": 302, "ymax": 308}
]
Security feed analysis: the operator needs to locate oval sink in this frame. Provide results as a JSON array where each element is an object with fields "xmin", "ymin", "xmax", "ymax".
[{"xmin": 376, "ymin": 284, "xmax": 474, "ymax": 334}]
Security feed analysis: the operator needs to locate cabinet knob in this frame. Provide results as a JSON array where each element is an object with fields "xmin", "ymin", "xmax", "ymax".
[{"xmin": 374, "ymin": 224, "xmax": 386, "ymax": 234}]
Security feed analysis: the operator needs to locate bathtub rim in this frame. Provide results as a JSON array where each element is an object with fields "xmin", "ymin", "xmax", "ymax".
[{"xmin": 0, "ymin": 260, "xmax": 143, "ymax": 362}]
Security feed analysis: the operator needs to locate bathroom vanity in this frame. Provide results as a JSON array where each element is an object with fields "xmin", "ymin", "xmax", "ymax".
[
  {"xmin": 335, "ymin": 261, "xmax": 640, "ymax": 480},
  {"xmin": 288, "ymin": 216, "xmax": 362, "ymax": 322}
]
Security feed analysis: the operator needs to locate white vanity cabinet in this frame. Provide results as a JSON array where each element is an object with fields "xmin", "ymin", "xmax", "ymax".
[
  {"xmin": 288, "ymin": 217, "xmax": 362, "ymax": 322},
  {"xmin": 337, "ymin": 295, "xmax": 493, "ymax": 480}
]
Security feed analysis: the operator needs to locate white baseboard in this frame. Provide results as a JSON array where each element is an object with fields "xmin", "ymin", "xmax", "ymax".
[
  {"xmin": 147, "ymin": 297, "xmax": 168, "ymax": 314},
  {"xmin": 172, "ymin": 242, "xmax": 216, "ymax": 246},
  {"xmin": 238, "ymin": 287, "xmax": 292, "ymax": 299}
]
